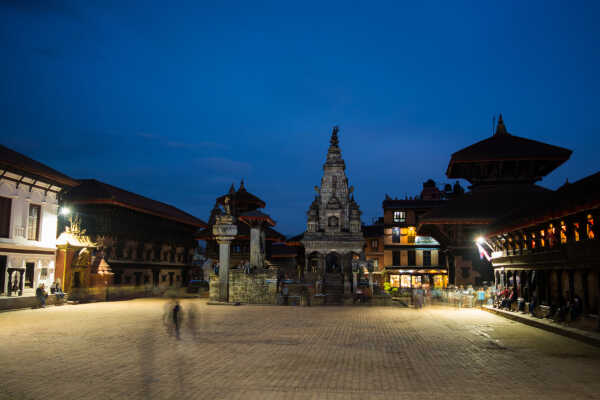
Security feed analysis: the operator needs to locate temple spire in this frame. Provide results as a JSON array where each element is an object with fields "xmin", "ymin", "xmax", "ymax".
[
  {"xmin": 494, "ymin": 113, "xmax": 509, "ymax": 136},
  {"xmin": 239, "ymin": 179, "xmax": 245, "ymax": 190},
  {"xmin": 330, "ymin": 125, "xmax": 339, "ymax": 146}
]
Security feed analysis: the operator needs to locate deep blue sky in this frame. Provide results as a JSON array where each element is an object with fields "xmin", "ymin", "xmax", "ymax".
[{"xmin": 1, "ymin": 1, "xmax": 599, "ymax": 235}]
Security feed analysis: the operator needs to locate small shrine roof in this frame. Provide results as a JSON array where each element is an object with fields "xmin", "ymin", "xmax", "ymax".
[
  {"xmin": 56, "ymin": 230, "xmax": 96, "ymax": 248},
  {"xmin": 238, "ymin": 210, "xmax": 276, "ymax": 226},
  {"xmin": 216, "ymin": 181, "xmax": 266, "ymax": 209},
  {"xmin": 0, "ymin": 144, "xmax": 79, "ymax": 188},
  {"xmin": 65, "ymin": 179, "xmax": 207, "ymax": 228}
]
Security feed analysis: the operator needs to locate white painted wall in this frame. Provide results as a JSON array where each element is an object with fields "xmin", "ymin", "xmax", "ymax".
[{"xmin": 0, "ymin": 178, "xmax": 60, "ymax": 294}]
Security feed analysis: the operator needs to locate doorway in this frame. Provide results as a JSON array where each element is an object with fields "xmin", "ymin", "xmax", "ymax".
[
  {"xmin": 326, "ymin": 253, "xmax": 340, "ymax": 274},
  {"xmin": 0, "ymin": 256, "xmax": 6, "ymax": 294},
  {"xmin": 25, "ymin": 262, "xmax": 35, "ymax": 288}
]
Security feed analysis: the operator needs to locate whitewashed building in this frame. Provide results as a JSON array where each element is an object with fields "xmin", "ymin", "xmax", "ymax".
[{"xmin": 0, "ymin": 145, "xmax": 77, "ymax": 297}]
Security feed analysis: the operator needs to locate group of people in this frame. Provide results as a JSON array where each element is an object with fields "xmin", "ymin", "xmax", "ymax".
[
  {"xmin": 549, "ymin": 291, "xmax": 583, "ymax": 322},
  {"xmin": 34, "ymin": 281, "xmax": 64, "ymax": 308},
  {"xmin": 496, "ymin": 286, "xmax": 518, "ymax": 310},
  {"xmin": 495, "ymin": 285, "xmax": 583, "ymax": 323}
]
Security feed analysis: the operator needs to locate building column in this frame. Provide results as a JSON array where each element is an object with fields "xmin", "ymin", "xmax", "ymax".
[
  {"xmin": 352, "ymin": 271, "xmax": 357, "ymax": 294},
  {"xmin": 18, "ymin": 269, "xmax": 24, "ymax": 296},
  {"xmin": 369, "ymin": 272, "xmax": 373, "ymax": 295}
]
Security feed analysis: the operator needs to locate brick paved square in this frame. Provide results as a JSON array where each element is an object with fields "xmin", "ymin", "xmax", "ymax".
[{"xmin": 1, "ymin": 299, "xmax": 600, "ymax": 400}]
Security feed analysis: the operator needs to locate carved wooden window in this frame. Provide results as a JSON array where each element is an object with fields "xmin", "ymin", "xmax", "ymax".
[
  {"xmin": 522, "ymin": 234, "xmax": 528, "ymax": 250},
  {"xmin": 531, "ymin": 233, "xmax": 536, "ymax": 249},
  {"xmin": 539, "ymin": 230, "xmax": 545, "ymax": 247},
  {"xmin": 573, "ymin": 222, "xmax": 580, "ymax": 242},
  {"xmin": 371, "ymin": 239, "xmax": 378, "ymax": 250},
  {"xmin": 587, "ymin": 215, "xmax": 595, "ymax": 240},
  {"xmin": 560, "ymin": 221, "xmax": 567, "ymax": 244}
]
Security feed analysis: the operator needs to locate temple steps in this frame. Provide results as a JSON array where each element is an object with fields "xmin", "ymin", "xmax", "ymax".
[{"xmin": 323, "ymin": 273, "xmax": 345, "ymax": 304}]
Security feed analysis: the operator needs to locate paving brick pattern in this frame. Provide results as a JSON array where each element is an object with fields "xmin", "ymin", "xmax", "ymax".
[{"xmin": 1, "ymin": 300, "xmax": 600, "ymax": 400}]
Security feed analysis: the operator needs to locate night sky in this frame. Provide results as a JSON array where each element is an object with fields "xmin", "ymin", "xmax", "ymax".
[{"xmin": 1, "ymin": 1, "xmax": 599, "ymax": 235}]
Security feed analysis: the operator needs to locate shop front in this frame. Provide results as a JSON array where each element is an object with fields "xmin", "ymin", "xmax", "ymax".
[{"xmin": 386, "ymin": 268, "xmax": 448, "ymax": 292}]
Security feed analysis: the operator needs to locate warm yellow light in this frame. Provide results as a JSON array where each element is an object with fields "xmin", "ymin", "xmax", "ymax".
[{"xmin": 476, "ymin": 236, "xmax": 485, "ymax": 245}]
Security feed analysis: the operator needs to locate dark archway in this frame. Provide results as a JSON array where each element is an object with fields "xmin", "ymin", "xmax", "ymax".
[{"xmin": 326, "ymin": 252, "xmax": 340, "ymax": 273}]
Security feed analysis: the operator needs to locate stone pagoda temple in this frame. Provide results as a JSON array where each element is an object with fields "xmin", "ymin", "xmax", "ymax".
[{"xmin": 301, "ymin": 126, "xmax": 364, "ymax": 303}]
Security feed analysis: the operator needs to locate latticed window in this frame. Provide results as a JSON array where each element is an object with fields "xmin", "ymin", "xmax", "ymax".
[
  {"xmin": 393, "ymin": 211, "xmax": 406, "ymax": 223},
  {"xmin": 573, "ymin": 223, "xmax": 580, "ymax": 242}
]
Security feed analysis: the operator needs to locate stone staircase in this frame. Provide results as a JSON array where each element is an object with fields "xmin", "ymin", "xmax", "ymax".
[{"xmin": 323, "ymin": 273, "xmax": 345, "ymax": 305}]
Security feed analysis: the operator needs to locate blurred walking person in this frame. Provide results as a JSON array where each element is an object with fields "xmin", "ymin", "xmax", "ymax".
[
  {"xmin": 187, "ymin": 302, "xmax": 198, "ymax": 340},
  {"xmin": 172, "ymin": 300, "xmax": 182, "ymax": 339}
]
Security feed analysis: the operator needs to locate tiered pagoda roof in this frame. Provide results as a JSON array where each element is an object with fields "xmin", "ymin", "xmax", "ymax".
[
  {"xmin": 447, "ymin": 115, "xmax": 572, "ymax": 186},
  {"xmin": 216, "ymin": 180, "xmax": 266, "ymax": 212}
]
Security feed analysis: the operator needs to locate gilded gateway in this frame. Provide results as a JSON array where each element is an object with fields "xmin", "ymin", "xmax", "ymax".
[{"xmin": 301, "ymin": 127, "xmax": 364, "ymax": 303}]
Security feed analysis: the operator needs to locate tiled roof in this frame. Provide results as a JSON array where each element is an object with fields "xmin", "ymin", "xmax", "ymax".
[
  {"xmin": 65, "ymin": 179, "xmax": 207, "ymax": 228},
  {"xmin": 0, "ymin": 144, "xmax": 78, "ymax": 188},
  {"xmin": 270, "ymin": 243, "xmax": 299, "ymax": 258},
  {"xmin": 238, "ymin": 210, "xmax": 276, "ymax": 226},
  {"xmin": 419, "ymin": 184, "xmax": 552, "ymax": 225},
  {"xmin": 362, "ymin": 224, "xmax": 384, "ymax": 238},
  {"xmin": 486, "ymin": 171, "xmax": 600, "ymax": 235},
  {"xmin": 382, "ymin": 199, "xmax": 446, "ymax": 209}
]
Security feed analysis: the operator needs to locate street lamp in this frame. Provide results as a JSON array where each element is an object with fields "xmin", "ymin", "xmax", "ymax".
[{"xmin": 59, "ymin": 206, "xmax": 71, "ymax": 216}]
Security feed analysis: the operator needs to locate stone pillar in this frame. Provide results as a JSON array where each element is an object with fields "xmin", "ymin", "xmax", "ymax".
[
  {"xmin": 213, "ymin": 207, "xmax": 238, "ymax": 303},
  {"xmin": 369, "ymin": 272, "xmax": 373, "ymax": 295},
  {"xmin": 217, "ymin": 239, "xmax": 233, "ymax": 301},
  {"xmin": 249, "ymin": 225, "xmax": 265, "ymax": 270},
  {"xmin": 352, "ymin": 272, "xmax": 357, "ymax": 294}
]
